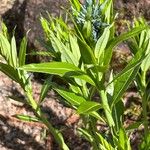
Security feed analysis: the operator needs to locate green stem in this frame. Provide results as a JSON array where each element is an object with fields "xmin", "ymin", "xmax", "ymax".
[
  {"xmin": 90, "ymin": 118, "xmax": 100, "ymax": 150},
  {"xmin": 141, "ymin": 71, "xmax": 149, "ymax": 138},
  {"xmin": 39, "ymin": 114, "xmax": 69, "ymax": 150},
  {"xmin": 142, "ymin": 92, "xmax": 148, "ymax": 138},
  {"xmin": 26, "ymin": 91, "xmax": 69, "ymax": 150}
]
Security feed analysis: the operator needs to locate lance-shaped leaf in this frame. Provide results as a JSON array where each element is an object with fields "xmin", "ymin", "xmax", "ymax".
[
  {"xmin": 118, "ymin": 127, "xmax": 131, "ymax": 150},
  {"xmin": 0, "ymin": 62, "xmax": 22, "ymax": 84},
  {"xmin": 95, "ymin": 25, "xmax": 110, "ymax": 64},
  {"xmin": 54, "ymin": 85, "xmax": 104, "ymax": 121},
  {"xmin": 70, "ymin": 0, "xmax": 81, "ymax": 12},
  {"xmin": 112, "ymin": 54, "xmax": 146, "ymax": 107},
  {"xmin": 19, "ymin": 62, "xmax": 80, "ymax": 75},
  {"xmin": 77, "ymin": 101, "xmax": 102, "ymax": 114},
  {"xmin": 107, "ymin": 57, "xmax": 145, "ymax": 87},
  {"xmin": 19, "ymin": 62, "xmax": 95, "ymax": 85},
  {"xmin": 39, "ymin": 76, "xmax": 53, "ymax": 103},
  {"xmin": 78, "ymin": 128, "xmax": 94, "ymax": 143},
  {"xmin": 19, "ymin": 36, "xmax": 27, "ymax": 66},
  {"xmin": 104, "ymin": 25, "xmax": 147, "ymax": 66},
  {"xmin": 14, "ymin": 114, "xmax": 40, "ymax": 122},
  {"xmin": 54, "ymin": 87, "xmax": 86, "ymax": 106},
  {"xmin": 0, "ymin": 33, "xmax": 11, "ymax": 64},
  {"xmin": 95, "ymin": 132, "xmax": 115, "ymax": 150},
  {"xmin": 69, "ymin": 34, "xmax": 81, "ymax": 62},
  {"xmin": 11, "ymin": 36, "xmax": 18, "ymax": 67},
  {"xmin": 78, "ymin": 38, "xmax": 96, "ymax": 64},
  {"xmin": 64, "ymin": 71, "xmax": 95, "ymax": 86}
]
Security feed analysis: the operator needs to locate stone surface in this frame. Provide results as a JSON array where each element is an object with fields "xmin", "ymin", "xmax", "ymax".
[{"xmin": 114, "ymin": 0, "xmax": 150, "ymax": 21}]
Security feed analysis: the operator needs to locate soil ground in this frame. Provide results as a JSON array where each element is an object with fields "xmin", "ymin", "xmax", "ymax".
[{"xmin": 0, "ymin": 0, "xmax": 150, "ymax": 149}]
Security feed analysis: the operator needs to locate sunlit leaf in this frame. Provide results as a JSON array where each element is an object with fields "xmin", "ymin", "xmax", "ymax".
[
  {"xmin": 19, "ymin": 36, "xmax": 27, "ymax": 66},
  {"xmin": 112, "ymin": 54, "xmax": 146, "ymax": 107},
  {"xmin": 11, "ymin": 36, "xmax": 18, "ymax": 67},
  {"xmin": 77, "ymin": 101, "xmax": 102, "ymax": 114},
  {"xmin": 54, "ymin": 87, "xmax": 86, "ymax": 106},
  {"xmin": 69, "ymin": 34, "xmax": 81, "ymax": 62},
  {"xmin": 95, "ymin": 25, "xmax": 110, "ymax": 64},
  {"xmin": 104, "ymin": 26, "xmax": 147, "ymax": 66},
  {"xmin": 19, "ymin": 62, "xmax": 95, "ymax": 85},
  {"xmin": 0, "ymin": 33, "xmax": 11, "ymax": 64}
]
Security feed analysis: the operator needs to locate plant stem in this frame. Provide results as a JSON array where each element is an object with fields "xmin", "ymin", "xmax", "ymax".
[
  {"xmin": 141, "ymin": 71, "xmax": 149, "ymax": 138},
  {"xmin": 90, "ymin": 118, "xmax": 100, "ymax": 150},
  {"xmin": 142, "ymin": 92, "xmax": 148, "ymax": 138},
  {"xmin": 26, "ymin": 91, "xmax": 69, "ymax": 150}
]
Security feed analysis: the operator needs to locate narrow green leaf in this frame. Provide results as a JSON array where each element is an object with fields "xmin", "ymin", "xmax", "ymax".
[
  {"xmin": 78, "ymin": 38, "xmax": 96, "ymax": 64},
  {"xmin": 86, "ymin": 64, "xmax": 108, "ymax": 73},
  {"xmin": 104, "ymin": 26, "xmax": 147, "ymax": 66},
  {"xmin": 0, "ymin": 33, "xmax": 11, "ymax": 64},
  {"xmin": 77, "ymin": 101, "xmax": 102, "ymax": 114},
  {"xmin": 82, "ymin": 21, "xmax": 92, "ymax": 39},
  {"xmin": 96, "ymin": 132, "xmax": 114, "ymax": 150},
  {"xmin": 118, "ymin": 127, "xmax": 131, "ymax": 150},
  {"xmin": 95, "ymin": 25, "xmax": 110, "ymax": 64},
  {"xmin": 50, "ymin": 31, "xmax": 64, "ymax": 53},
  {"xmin": 106, "ymin": 70, "xmax": 114, "ymax": 96},
  {"xmin": 139, "ymin": 31, "xmax": 146, "ymax": 48},
  {"xmin": 112, "ymin": 100, "xmax": 124, "ymax": 132},
  {"xmin": 70, "ymin": 0, "xmax": 81, "ymax": 12},
  {"xmin": 50, "ymin": 32, "xmax": 79, "ymax": 66},
  {"xmin": 54, "ymin": 87, "xmax": 86, "ymax": 106},
  {"xmin": 19, "ymin": 36, "xmax": 27, "ymax": 66},
  {"xmin": 78, "ymin": 128, "xmax": 94, "ymax": 143},
  {"xmin": 64, "ymin": 71, "xmax": 95, "ymax": 86},
  {"xmin": 141, "ymin": 51, "xmax": 150, "ymax": 72},
  {"xmin": 90, "ymin": 111, "xmax": 105, "ymax": 122},
  {"xmin": 19, "ymin": 62, "xmax": 80, "ymax": 75},
  {"xmin": 141, "ymin": 39, "xmax": 150, "ymax": 72},
  {"xmin": 39, "ymin": 76, "xmax": 52, "ymax": 103},
  {"xmin": 0, "ymin": 62, "xmax": 22, "ymax": 84},
  {"xmin": 69, "ymin": 34, "xmax": 81, "ymax": 62},
  {"xmin": 69, "ymin": 83, "xmax": 82, "ymax": 94},
  {"xmin": 126, "ymin": 122, "xmax": 143, "ymax": 131},
  {"xmin": 107, "ymin": 57, "xmax": 145, "ymax": 87},
  {"xmin": 14, "ymin": 114, "xmax": 40, "ymax": 122},
  {"xmin": 100, "ymin": 90, "xmax": 115, "ymax": 127},
  {"xmin": 112, "ymin": 55, "xmax": 145, "ymax": 107},
  {"xmin": 19, "ymin": 62, "xmax": 95, "ymax": 85},
  {"xmin": 61, "ymin": 46, "xmax": 79, "ymax": 66},
  {"xmin": 54, "ymin": 129, "xmax": 69, "ymax": 150},
  {"xmin": 119, "ymin": 128, "xmax": 126, "ymax": 149},
  {"xmin": 1, "ymin": 22, "xmax": 9, "ymax": 39},
  {"xmin": 11, "ymin": 36, "xmax": 18, "ymax": 67},
  {"xmin": 40, "ymin": 17, "xmax": 51, "ymax": 36},
  {"xmin": 8, "ymin": 95, "xmax": 26, "ymax": 104}
]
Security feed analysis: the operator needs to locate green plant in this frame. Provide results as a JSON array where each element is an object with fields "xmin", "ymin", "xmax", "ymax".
[
  {"xmin": 127, "ymin": 18, "xmax": 150, "ymax": 149},
  {"xmin": 0, "ymin": 23, "xmax": 69, "ymax": 150},
  {"xmin": 0, "ymin": 0, "xmax": 149, "ymax": 149}
]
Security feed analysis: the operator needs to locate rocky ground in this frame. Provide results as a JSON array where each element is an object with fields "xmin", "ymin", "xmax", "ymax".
[
  {"xmin": 0, "ymin": 0, "xmax": 150, "ymax": 149},
  {"xmin": 0, "ymin": 57, "xmax": 90, "ymax": 149}
]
